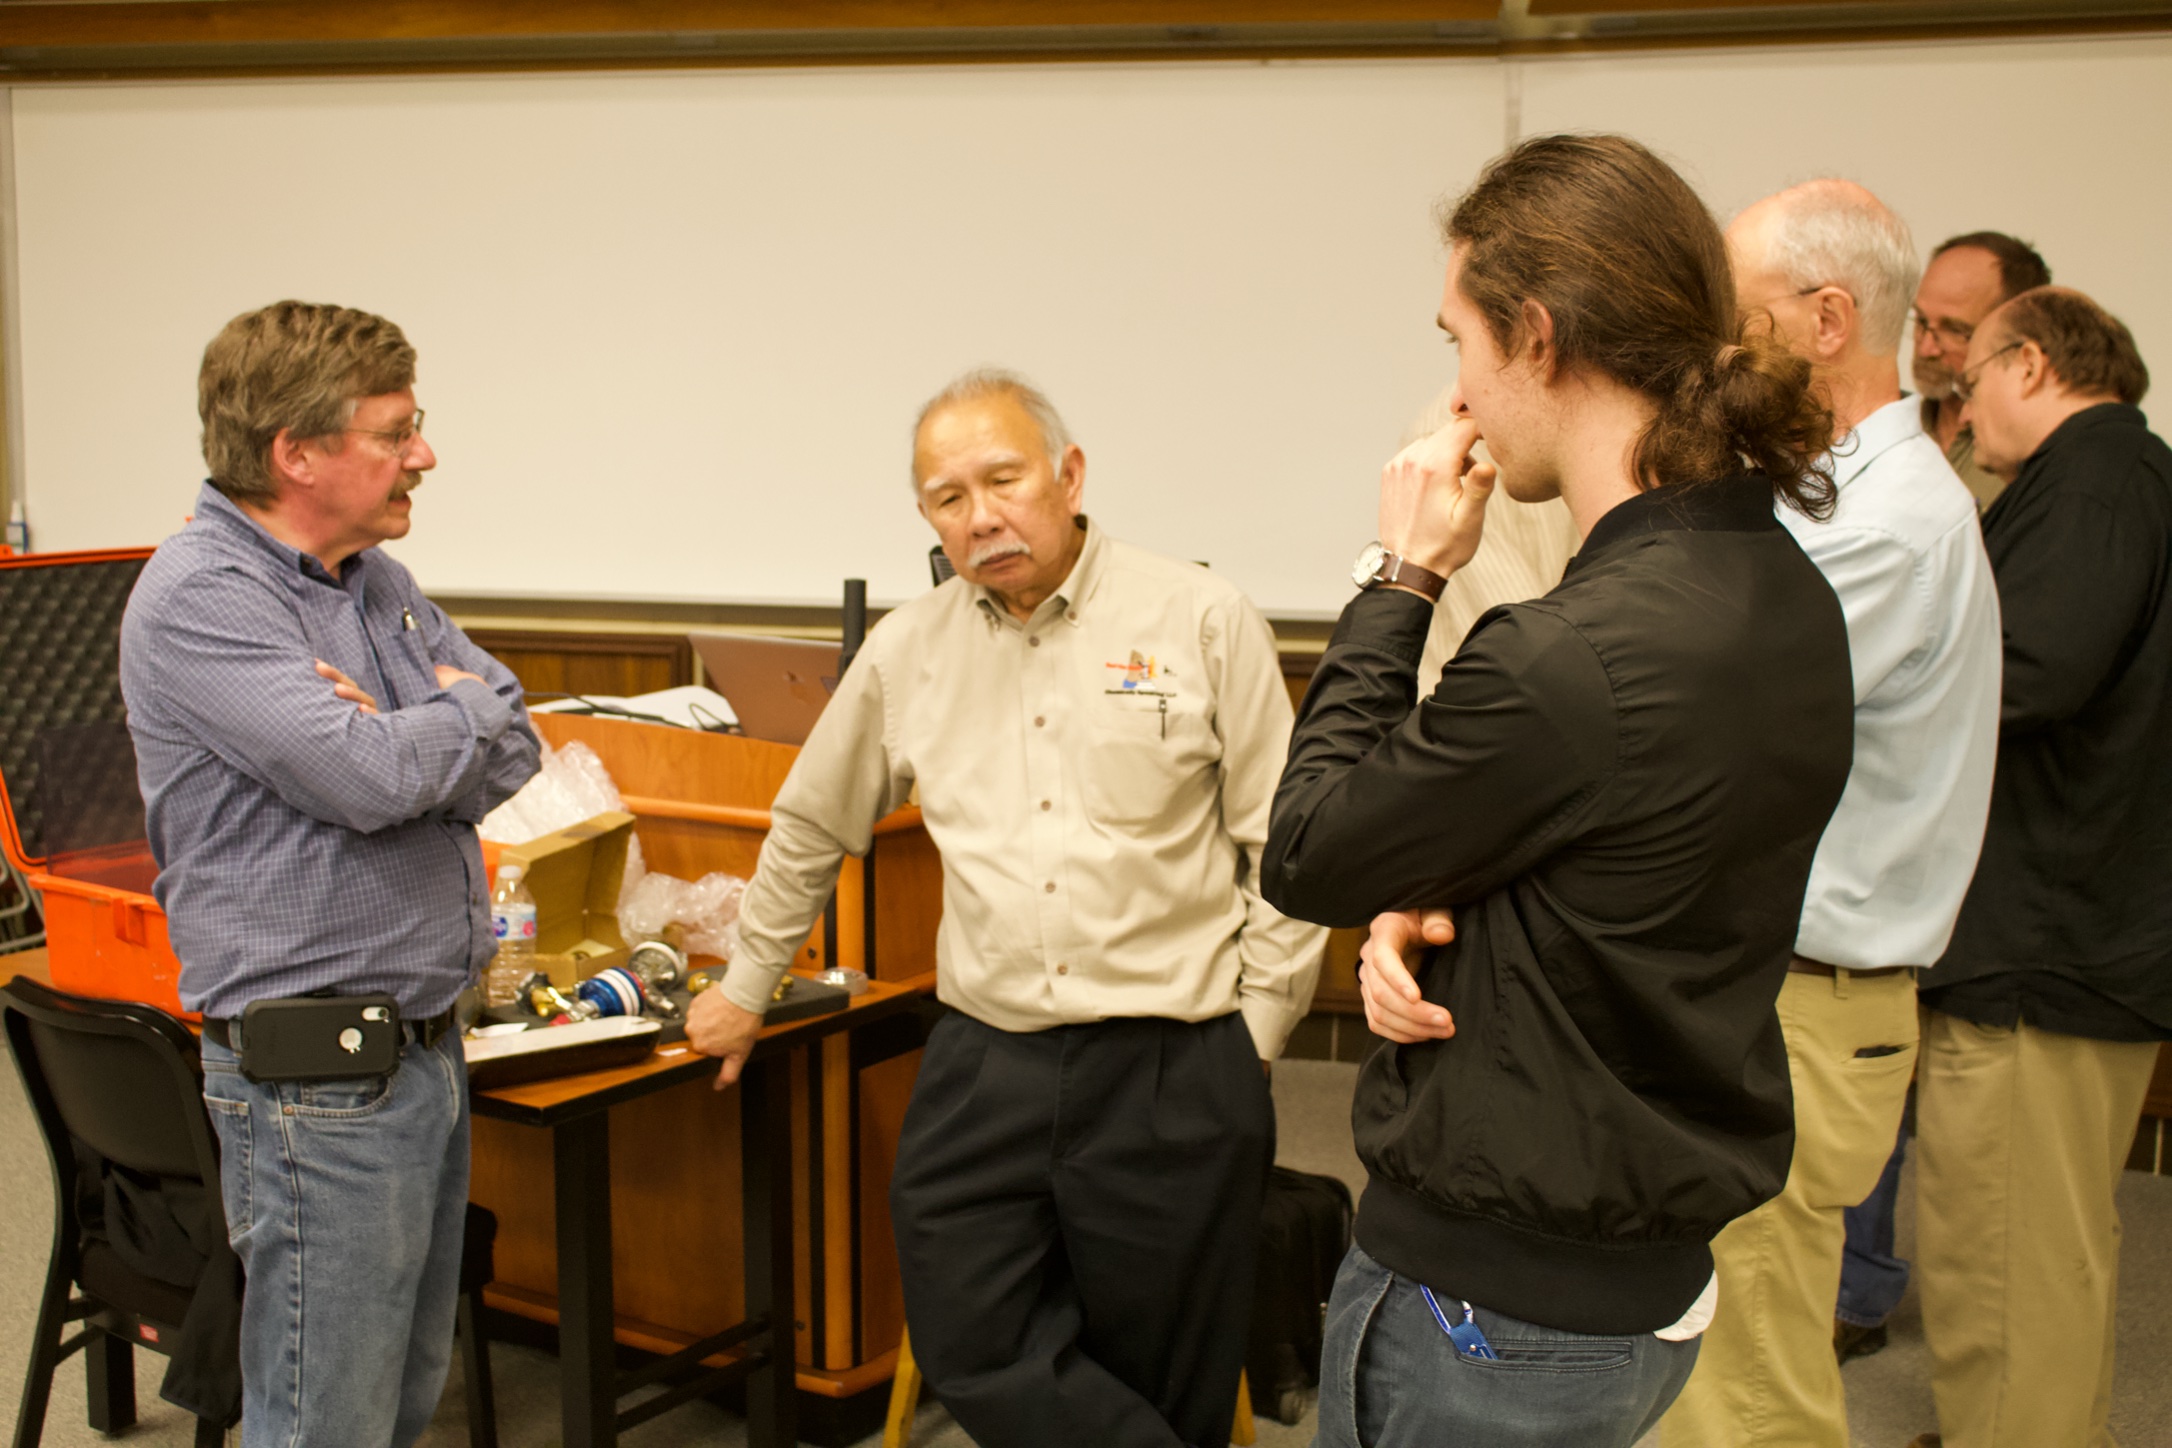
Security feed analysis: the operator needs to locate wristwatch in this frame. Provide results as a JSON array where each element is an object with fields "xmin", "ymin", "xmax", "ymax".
[{"xmin": 1351, "ymin": 542, "xmax": 1449, "ymax": 602}]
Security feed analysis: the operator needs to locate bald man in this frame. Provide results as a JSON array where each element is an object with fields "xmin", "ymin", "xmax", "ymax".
[{"xmin": 1662, "ymin": 180, "xmax": 2002, "ymax": 1448}]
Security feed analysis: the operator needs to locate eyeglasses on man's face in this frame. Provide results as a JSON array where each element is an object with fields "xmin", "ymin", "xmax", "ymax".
[
  {"xmin": 343, "ymin": 409, "xmax": 426, "ymax": 454},
  {"xmin": 1912, "ymin": 311, "xmax": 1977, "ymax": 351},
  {"xmin": 1744, "ymin": 283, "xmax": 1848, "ymax": 315},
  {"xmin": 1952, "ymin": 343, "xmax": 2023, "ymax": 403}
]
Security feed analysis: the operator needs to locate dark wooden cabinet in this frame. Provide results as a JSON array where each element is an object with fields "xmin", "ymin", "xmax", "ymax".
[{"xmin": 463, "ymin": 629, "xmax": 694, "ymax": 704}]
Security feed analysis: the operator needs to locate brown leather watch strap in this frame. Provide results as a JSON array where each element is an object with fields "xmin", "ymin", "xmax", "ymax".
[{"xmin": 1367, "ymin": 551, "xmax": 1449, "ymax": 603}]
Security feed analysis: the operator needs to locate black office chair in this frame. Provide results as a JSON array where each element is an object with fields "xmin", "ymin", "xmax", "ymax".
[
  {"xmin": 2, "ymin": 978, "xmax": 501, "ymax": 1448},
  {"xmin": 459, "ymin": 1203, "xmax": 501, "ymax": 1448},
  {"xmin": 3, "ymin": 977, "xmax": 233, "ymax": 1447}
]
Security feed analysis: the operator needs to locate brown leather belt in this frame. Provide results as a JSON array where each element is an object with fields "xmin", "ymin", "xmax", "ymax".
[{"xmin": 1787, "ymin": 958, "xmax": 1912, "ymax": 978}]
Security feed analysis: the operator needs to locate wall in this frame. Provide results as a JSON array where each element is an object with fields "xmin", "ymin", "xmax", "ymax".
[{"xmin": 5, "ymin": 34, "xmax": 2167, "ymax": 616}]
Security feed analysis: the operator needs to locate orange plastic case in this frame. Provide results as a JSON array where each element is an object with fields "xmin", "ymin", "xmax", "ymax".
[
  {"xmin": 0, "ymin": 547, "xmax": 193, "ymax": 1018},
  {"xmin": 28, "ymin": 868, "xmax": 188, "ymax": 1018}
]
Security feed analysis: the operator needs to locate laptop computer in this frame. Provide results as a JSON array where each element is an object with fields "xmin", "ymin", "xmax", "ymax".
[{"xmin": 687, "ymin": 633, "xmax": 842, "ymax": 746}]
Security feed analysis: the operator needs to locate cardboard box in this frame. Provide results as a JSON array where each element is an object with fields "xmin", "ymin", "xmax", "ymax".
[{"xmin": 485, "ymin": 811, "xmax": 634, "ymax": 989}]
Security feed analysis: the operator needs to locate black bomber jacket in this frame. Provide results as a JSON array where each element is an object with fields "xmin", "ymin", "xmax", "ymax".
[{"xmin": 1264, "ymin": 476, "xmax": 1855, "ymax": 1334}]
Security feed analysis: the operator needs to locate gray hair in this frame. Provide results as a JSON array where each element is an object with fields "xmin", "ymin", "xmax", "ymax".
[
  {"xmin": 910, "ymin": 368, "xmax": 1073, "ymax": 490},
  {"xmin": 1759, "ymin": 180, "xmax": 1920, "ymax": 357}
]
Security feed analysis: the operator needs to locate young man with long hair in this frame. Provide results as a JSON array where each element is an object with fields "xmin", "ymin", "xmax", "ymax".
[{"xmin": 1264, "ymin": 135, "xmax": 1858, "ymax": 1444}]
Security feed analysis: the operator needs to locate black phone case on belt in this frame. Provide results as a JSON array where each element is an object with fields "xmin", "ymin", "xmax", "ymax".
[{"xmin": 237, "ymin": 995, "xmax": 403, "ymax": 1083}]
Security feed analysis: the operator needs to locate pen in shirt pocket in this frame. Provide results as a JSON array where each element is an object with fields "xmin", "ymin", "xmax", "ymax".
[{"xmin": 402, "ymin": 607, "xmax": 417, "ymax": 631}]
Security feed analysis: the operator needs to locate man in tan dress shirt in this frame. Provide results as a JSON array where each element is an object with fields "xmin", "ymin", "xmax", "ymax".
[{"xmin": 688, "ymin": 368, "xmax": 1325, "ymax": 1448}]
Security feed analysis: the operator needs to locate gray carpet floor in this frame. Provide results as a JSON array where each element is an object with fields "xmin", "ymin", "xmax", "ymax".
[{"xmin": 2, "ymin": 1057, "xmax": 2165, "ymax": 1447}]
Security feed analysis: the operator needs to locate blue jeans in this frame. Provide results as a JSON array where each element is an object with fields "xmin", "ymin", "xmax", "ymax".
[
  {"xmin": 1836, "ymin": 1114, "xmax": 1911, "ymax": 1328},
  {"xmin": 1314, "ymin": 1245, "xmax": 1700, "ymax": 1448},
  {"xmin": 201, "ymin": 1029, "xmax": 471, "ymax": 1448}
]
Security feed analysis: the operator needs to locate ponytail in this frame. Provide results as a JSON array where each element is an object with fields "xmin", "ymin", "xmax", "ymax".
[{"xmin": 1638, "ymin": 332, "xmax": 1836, "ymax": 520}]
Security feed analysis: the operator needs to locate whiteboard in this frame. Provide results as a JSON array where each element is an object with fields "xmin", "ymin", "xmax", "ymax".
[
  {"xmin": 10, "ymin": 37, "xmax": 2172, "ymax": 616},
  {"xmin": 8, "ymin": 62, "xmax": 1502, "ymax": 616}
]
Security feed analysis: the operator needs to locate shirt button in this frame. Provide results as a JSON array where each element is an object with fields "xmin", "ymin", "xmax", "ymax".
[
  {"xmin": 1066, "ymin": 611, "xmax": 1077, "ymax": 622},
  {"xmin": 1028, "ymin": 636, "xmax": 1041, "ymax": 648},
  {"xmin": 1044, "ymin": 881, "xmax": 1056, "ymax": 894},
  {"xmin": 1040, "ymin": 800, "xmax": 1051, "ymax": 811},
  {"xmin": 1034, "ymin": 716, "xmax": 1046, "ymax": 728},
  {"xmin": 1056, "ymin": 964, "xmax": 1069, "ymax": 976}
]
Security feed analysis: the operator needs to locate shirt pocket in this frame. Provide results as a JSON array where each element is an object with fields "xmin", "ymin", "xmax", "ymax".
[
  {"xmin": 1082, "ymin": 697, "xmax": 1217, "ymax": 831},
  {"xmin": 385, "ymin": 627, "xmax": 442, "ymax": 708}
]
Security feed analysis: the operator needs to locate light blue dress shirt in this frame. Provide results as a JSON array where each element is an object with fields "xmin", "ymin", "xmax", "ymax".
[{"xmin": 1778, "ymin": 396, "xmax": 2003, "ymax": 971}]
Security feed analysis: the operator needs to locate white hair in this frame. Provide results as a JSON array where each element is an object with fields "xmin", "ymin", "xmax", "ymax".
[
  {"xmin": 1761, "ymin": 180, "xmax": 1920, "ymax": 357},
  {"xmin": 910, "ymin": 367, "xmax": 1073, "ymax": 490}
]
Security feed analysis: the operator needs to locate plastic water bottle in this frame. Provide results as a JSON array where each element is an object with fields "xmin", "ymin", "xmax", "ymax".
[{"xmin": 486, "ymin": 865, "xmax": 538, "ymax": 1007}]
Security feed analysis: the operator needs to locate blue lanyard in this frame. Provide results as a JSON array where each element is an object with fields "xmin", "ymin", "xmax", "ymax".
[{"xmin": 1420, "ymin": 1285, "xmax": 1499, "ymax": 1360}]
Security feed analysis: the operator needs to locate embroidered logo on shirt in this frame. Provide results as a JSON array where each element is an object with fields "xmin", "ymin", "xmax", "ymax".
[
  {"xmin": 1104, "ymin": 650, "xmax": 1179, "ymax": 734},
  {"xmin": 1104, "ymin": 650, "xmax": 1175, "ymax": 696}
]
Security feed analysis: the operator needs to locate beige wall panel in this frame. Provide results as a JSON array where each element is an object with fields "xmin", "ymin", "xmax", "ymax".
[{"xmin": 9, "ymin": 61, "xmax": 1499, "ymax": 615}]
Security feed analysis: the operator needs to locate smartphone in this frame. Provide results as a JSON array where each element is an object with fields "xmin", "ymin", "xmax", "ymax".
[{"xmin": 238, "ymin": 995, "xmax": 403, "ymax": 1083}]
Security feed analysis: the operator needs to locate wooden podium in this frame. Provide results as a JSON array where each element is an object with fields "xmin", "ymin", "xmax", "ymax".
[{"xmin": 467, "ymin": 713, "xmax": 942, "ymax": 1416}]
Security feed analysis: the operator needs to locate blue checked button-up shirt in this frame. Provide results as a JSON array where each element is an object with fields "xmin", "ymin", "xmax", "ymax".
[{"xmin": 119, "ymin": 484, "xmax": 541, "ymax": 1019}]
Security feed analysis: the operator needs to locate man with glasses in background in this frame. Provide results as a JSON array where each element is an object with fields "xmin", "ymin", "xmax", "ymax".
[
  {"xmin": 121, "ymin": 301, "xmax": 539, "ymax": 1447},
  {"xmin": 1907, "ymin": 286, "xmax": 2171, "ymax": 1448},
  {"xmin": 1832, "ymin": 230, "xmax": 2055, "ymax": 1369},
  {"xmin": 1911, "ymin": 232, "xmax": 2052, "ymax": 511}
]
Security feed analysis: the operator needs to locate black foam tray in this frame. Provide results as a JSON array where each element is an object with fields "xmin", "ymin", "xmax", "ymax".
[{"xmin": 0, "ymin": 551, "xmax": 150, "ymax": 866}]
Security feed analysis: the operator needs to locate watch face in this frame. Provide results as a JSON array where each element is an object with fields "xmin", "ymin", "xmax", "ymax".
[{"xmin": 1351, "ymin": 541, "xmax": 1386, "ymax": 589}]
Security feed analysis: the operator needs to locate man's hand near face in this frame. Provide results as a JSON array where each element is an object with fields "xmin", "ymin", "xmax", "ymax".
[
  {"xmin": 1379, "ymin": 418, "xmax": 1499, "ymax": 582},
  {"xmin": 687, "ymin": 986, "xmax": 765, "ymax": 1089},
  {"xmin": 1358, "ymin": 908, "xmax": 1458, "ymax": 1044}
]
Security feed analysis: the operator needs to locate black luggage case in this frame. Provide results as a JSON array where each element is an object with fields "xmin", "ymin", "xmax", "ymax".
[{"xmin": 1247, "ymin": 1165, "xmax": 1354, "ymax": 1424}]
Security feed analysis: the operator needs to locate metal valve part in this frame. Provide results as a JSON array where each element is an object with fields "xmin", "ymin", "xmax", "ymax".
[{"xmin": 625, "ymin": 940, "xmax": 688, "ymax": 1020}]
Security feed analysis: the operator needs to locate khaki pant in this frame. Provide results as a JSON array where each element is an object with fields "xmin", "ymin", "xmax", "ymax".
[
  {"xmin": 1662, "ymin": 966, "xmax": 1919, "ymax": 1448},
  {"xmin": 1916, "ymin": 1010, "xmax": 2158, "ymax": 1448}
]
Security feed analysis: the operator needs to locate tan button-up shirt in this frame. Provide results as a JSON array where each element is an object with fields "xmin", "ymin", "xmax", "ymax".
[
  {"xmin": 1921, "ymin": 396, "xmax": 2008, "ymax": 511},
  {"xmin": 721, "ymin": 521, "xmax": 1326, "ymax": 1057}
]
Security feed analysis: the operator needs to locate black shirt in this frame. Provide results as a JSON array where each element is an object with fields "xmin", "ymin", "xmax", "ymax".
[
  {"xmin": 1264, "ymin": 476, "xmax": 1855, "ymax": 1333},
  {"xmin": 1925, "ymin": 403, "xmax": 2172, "ymax": 1042}
]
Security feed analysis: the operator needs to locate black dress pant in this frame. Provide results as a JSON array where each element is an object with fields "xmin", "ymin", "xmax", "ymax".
[{"xmin": 890, "ymin": 1009, "xmax": 1273, "ymax": 1448}]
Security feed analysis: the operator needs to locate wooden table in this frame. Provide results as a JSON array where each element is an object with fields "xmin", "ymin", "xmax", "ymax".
[{"xmin": 469, "ymin": 976, "xmax": 921, "ymax": 1448}]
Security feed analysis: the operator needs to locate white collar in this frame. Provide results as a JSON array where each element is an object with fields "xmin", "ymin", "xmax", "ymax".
[{"xmin": 1828, "ymin": 396, "xmax": 1928, "ymax": 491}]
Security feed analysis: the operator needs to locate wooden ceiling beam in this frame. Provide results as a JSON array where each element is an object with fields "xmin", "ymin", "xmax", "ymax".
[{"xmin": 0, "ymin": 0, "xmax": 1498, "ymax": 48}]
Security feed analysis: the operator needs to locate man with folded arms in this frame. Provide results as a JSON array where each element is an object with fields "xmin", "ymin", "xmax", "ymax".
[
  {"xmin": 121, "ymin": 301, "xmax": 539, "ymax": 1447},
  {"xmin": 1659, "ymin": 179, "xmax": 2001, "ymax": 1448},
  {"xmin": 688, "ymin": 369, "xmax": 1324, "ymax": 1448},
  {"xmin": 1910, "ymin": 286, "xmax": 2172, "ymax": 1448}
]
